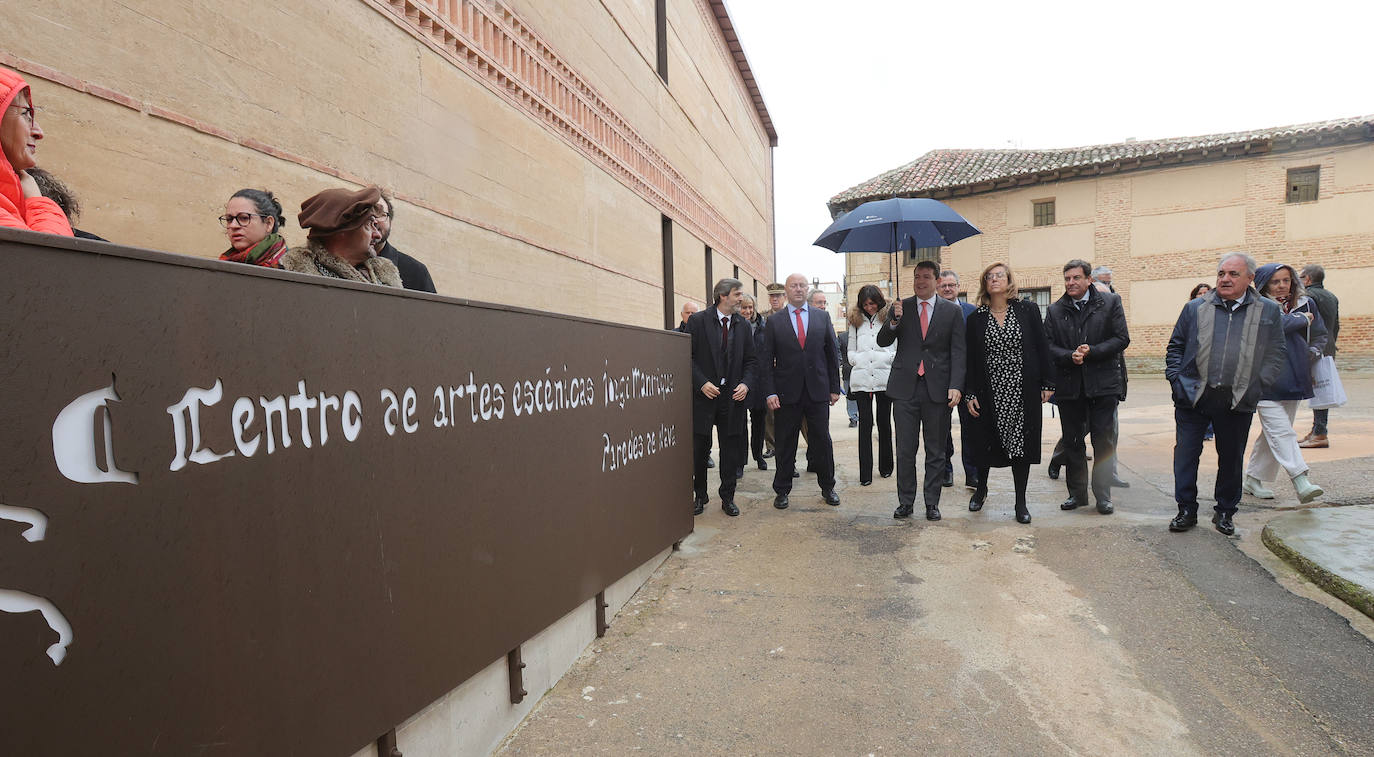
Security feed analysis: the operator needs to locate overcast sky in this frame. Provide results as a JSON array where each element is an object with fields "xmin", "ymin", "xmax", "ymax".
[{"xmin": 725, "ymin": 0, "xmax": 1373, "ymax": 286}]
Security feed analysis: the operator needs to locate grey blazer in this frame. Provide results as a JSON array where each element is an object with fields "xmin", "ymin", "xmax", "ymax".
[{"xmin": 876, "ymin": 295, "xmax": 967, "ymax": 404}]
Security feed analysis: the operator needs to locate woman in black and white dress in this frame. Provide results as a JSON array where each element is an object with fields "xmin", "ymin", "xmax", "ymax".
[{"xmin": 963, "ymin": 262, "xmax": 1054, "ymax": 523}]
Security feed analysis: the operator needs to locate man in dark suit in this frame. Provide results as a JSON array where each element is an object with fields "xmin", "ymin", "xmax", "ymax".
[
  {"xmin": 373, "ymin": 191, "xmax": 437, "ymax": 293},
  {"xmin": 1045, "ymin": 260, "xmax": 1130, "ymax": 515},
  {"xmin": 689, "ymin": 279, "xmax": 756, "ymax": 516},
  {"xmin": 878, "ymin": 259, "xmax": 966, "ymax": 520},
  {"xmin": 760, "ymin": 273, "xmax": 842, "ymax": 509},
  {"xmin": 938, "ymin": 270, "xmax": 979, "ymax": 490}
]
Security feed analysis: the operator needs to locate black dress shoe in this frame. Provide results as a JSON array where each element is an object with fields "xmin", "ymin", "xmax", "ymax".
[
  {"xmin": 1016, "ymin": 510, "xmax": 1032, "ymax": 524},
  {"xmin": 1111, "ymin": 477, "xmax": 1131, "ymax": 488},
  {"xmin": 943, "ymin": 471, "xmax": 955, "ymax": 487},
  {"xmin": 773, "ymin": 494, "xmax": 789, "ymax": 510},
  {"xmin": 693, "ymin": 495, "xmax": 706, "ymax": 516},
  {"xmin": 860, "ymin": 478, "xmax": 872, "ymax": 486},
  {"xmin": 757, "ymin": 459, "xmax": 768, "ymax": 471},
  {"xmin": 722, "ymin": 501, "xmax": 739, "ymax": 517},
  {"xmin": 880, "ymin": 471, "xmax": 892, "ymax": 478},
  {"xmin": 1212, "ymin": 511, "xmax": 1235, "ymax": 535},
  {"xmin": 762, "ymin": 449, "xmax": 775, "ymax": 459},
  {"xmin": 848, "ymin": 418, "xmax": 859, "ymax": 427},
  {"xmin": 1169, "ymin": 512, "xmax": 1197, "ymax": 532},
  {"xmin": 706, "ymin": 456, "xmax": 715, "ymax": 468},
  {"xmin": 925, "ymin": 506, "xmax": 942, "ymax": 521},
  {"xmin": 1047, "ymin": 464, "xmax": 1061, "ymax": 480},
  {"xmin": 968, "ymin": 495, "xmax": 984, "ymax": 512},
  {"xmin": 1096, "ymin": 500, "xmax": 1114, "ymax": 515},
  {"xmin": 894, "ymin": 504, "xmax": 914, "ymax": 518},
  {"xmin": 695, "ymin": 493, "xmax": 709, "ymax": 506},
  {"xmin": 965, "ymin": 479, "xmax": 980, "ymax": 491},
  {"xmin": 1060, "ymin": 497, "xmax": 1082, "ymax": 510},
  {"xmin": 822, "ymin": 489, "xmax": 840, "ymax": 506}
]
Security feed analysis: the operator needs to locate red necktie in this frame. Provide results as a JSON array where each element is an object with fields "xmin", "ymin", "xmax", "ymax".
[
  {"xmin": 918, "ymin": 301, "xmax": 929, "ymax": 376},
  {"xmin": 794, "ymin": 307, "xmax": 806, "ymax": 349}
]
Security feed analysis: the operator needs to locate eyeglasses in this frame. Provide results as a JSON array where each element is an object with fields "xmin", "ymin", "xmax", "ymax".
[
  {"xmin": 7, "ymin": 104, "xmax": 36, "ymax": 125},
  {"xmin": 219, "ymin": 213, "xmax": 269, "ymax": 228},
  {"xmin": 984, "ymin": 271, "xmax": 1008, "ymax": 281}
]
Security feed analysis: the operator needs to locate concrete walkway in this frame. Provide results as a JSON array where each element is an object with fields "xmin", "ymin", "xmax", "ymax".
[
  {"xmin": 1263, "ymin": 505, "xmax": 1374, "ymax": 619},
  {"xmin": 497, "ymin": 377, "xmax": 1374, "ymax": 755}
]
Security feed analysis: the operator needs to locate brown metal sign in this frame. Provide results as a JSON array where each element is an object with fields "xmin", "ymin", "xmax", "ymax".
[{"xmin": 0, "ymin": 229, "xmax": 691, "ymax": 755}]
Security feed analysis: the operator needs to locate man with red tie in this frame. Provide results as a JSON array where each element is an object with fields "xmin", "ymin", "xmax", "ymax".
[
  {"xmin": 878, "ymin": 259, "xmax": 967, "ymax": 520},
  {"xmin": 759, "ymin": 273, "xmax": 843, "ymax": 510}
]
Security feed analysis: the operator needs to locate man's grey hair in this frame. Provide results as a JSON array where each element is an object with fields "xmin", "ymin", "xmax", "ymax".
[
  {"xmin": 808, "ymin": 289, "xmax": 828, "ymax": 305},
  {"xmin": 1218, "ymin": 252, "xmax": 1257, "ymax": 276},
  {"xmin": 1300, "ymin": 263, "xmax": 1326, "ymax": 284},
  {"xmin": 713, "ymin": 277, "xmax": 744, "ymax": 304},
  {"xmin": 939, "ymin": 269, "xmax": 959, "ymax": 284},
  {"xmin": 1091, "ymin": 265, "xmax": 1113, "ymax": 278}
]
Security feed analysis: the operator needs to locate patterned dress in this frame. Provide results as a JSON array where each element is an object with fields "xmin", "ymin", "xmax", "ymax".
[{"xmin": 983, "ymin": 306, "xmax": 1027, "ymax": 459}]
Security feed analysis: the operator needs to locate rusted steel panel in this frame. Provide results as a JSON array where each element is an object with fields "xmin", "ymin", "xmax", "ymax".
[{"xmin": 0, "ymin": 229, "xmax": 691, "ymax": 756}]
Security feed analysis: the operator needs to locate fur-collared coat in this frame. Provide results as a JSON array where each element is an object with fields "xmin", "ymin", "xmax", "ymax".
[{"xmin": 280, "ymin": 241, "xmax": 402, "ymax": 287}]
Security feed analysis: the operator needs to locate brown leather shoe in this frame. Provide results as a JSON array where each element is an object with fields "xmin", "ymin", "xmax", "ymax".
[{"xmin": 1299, "ymin": 434, "xmax": 1329, "ymax": 449}]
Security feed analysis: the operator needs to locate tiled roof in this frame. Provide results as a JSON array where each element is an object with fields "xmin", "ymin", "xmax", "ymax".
[{"xmin": 828, "ymin": 115, "xmax": 1374, "ymax": 212}]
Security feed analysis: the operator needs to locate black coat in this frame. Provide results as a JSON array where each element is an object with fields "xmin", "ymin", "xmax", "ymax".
[
  {"xmin": 1306, "ymin": 284, "xmax": 1339, "ymax": 355},
  {"xmin": 688, "ymin": 307, "xmax": 757, "ymax": 435},
  {"xmin": 963, "ymin": 299, "xmax": 1054, "ymax": 467},
  {"xmin": 1043, "ymin": 287, "xmax": 1130, "ymax": 400},
  {"xmin": 377, "ymin": 242, "xmax": 437, "ymax": 293}
]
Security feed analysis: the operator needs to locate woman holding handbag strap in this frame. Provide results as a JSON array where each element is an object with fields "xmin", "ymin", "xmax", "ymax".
[{"xmin": 1242, "ymin": 263, "xmax": 1328, "ymax": 503}]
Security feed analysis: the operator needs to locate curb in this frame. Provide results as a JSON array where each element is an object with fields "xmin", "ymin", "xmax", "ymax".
[{"xmin": 1261, "ymin": 522, "xmax": 1374, "ymax": 621}]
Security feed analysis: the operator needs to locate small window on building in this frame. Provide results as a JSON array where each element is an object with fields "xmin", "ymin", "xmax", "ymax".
[
  {"xmin": 903, "ymin": 246, "xmax": 941, "ymax": 266},
  {"xmin": 1022, "ymin": 287, "xmax": 1051, "ymax": 319},
  {"xmin": 1286, "ymin": 166, "xmax": 1319, "ymax": 203},
  {"xmin": 1033, "ymin": 200, "xmax": 1055, "ymax": 227}
]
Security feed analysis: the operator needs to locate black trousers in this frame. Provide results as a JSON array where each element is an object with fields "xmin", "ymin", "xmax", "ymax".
[
  {"xmin": 944, "ymin": 401, "xmax": 979, "ymax": 483},
  {"xmin": 853, "ymin": 390, "xmax": 893, "ymax": 481},
  {"xmin": 748, "ymin": 406, "xmax": 767, "ymax": 462},
  {"xmin": 694, "ymin": 398, "xmax": 745, "ymax": 501},
  {"xmin": 893, "ymin": 379, "xmax": 951, "ymax": 508},
  {"xmin": 1057, "ymin": 395, "xmax": 1118, "ymax": 505},
  {"xmin": 1174, "ymin": 387, "xmax": 1254, "ymax": 515},
  {"xmin": 772, "ymin": 397, "xmax": 834, "ymax": 494}
]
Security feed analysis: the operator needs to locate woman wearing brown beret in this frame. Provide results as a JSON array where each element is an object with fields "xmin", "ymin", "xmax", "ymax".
[{"xmin": 281, "ymin": 186, "xmax": 401, "ymax": 286}]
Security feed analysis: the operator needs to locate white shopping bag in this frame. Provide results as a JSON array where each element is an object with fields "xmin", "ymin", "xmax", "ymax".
[{"xmin": 1309, "ymin": 356, "xmax": 1347, "ymax": 409}]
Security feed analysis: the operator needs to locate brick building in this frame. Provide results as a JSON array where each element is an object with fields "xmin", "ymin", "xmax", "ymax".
[
  {"xmin": 830, "ymin": 117, "xmax": 1374, "ymax": 370},
  {"xmin": 1, "ymin": 0, "xmax": 776, "ymax": 327}
]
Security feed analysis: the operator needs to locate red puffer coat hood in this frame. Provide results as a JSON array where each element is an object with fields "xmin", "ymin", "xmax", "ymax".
[{"xmin": 0, "ymin": 67, "xmax": 73, "ymax": 235}]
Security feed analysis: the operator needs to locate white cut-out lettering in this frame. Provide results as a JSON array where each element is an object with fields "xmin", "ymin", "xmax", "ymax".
[
  {"xmin": 51, "ymin": 380, "xmax": 138, "ymax": 484},
  {"xmin": 258, "ymin": 395, "xmax": 291, "ymax": 454},
  {"xmin": 166, "ymin": 380, "xmax": 235, "ymax": 471},
  {"xmin": 402, "ymin": 387, "xmax": 419, "ymax": 433},
  {"xmin": 342, "ymin": 391, "xmax": 363, "ymax": 441},
  {"xmin": 288, "ymin": 381, "xmax": 319, "ymax": 448},
  {"xmin": 0, "ymin": 505, "xmax": 72, "ymax": 665},
  {"xmin": 232, "ymin": 396, "xmax": 260, "ymax": 457}
]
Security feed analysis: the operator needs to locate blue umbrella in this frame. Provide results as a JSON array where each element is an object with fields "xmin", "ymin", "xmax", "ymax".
[{"xmin": 813, "ymin": 197, "xmax": 980, "ymax": 293}]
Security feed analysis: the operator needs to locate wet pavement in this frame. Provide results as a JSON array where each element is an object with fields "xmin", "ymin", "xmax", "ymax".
[
  {"xmin": 1263, "ymin": 505, "xmax": 1374, "ymax": 618},
  {"xmin": 497, "ymin": 377, "xmax": 1374, "ymax": 756}
]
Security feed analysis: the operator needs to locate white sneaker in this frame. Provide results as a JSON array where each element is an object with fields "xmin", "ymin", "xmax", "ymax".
[{"xmin": 1243, "ymin": 475, "xmax": 1275, "ymax": 499}]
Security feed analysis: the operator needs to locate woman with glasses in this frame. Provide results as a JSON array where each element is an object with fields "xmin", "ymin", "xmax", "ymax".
[
  {"xmin": 281, "ymin": 186, "xmax": 401, "ymax": 286},
  {"xmin": 1, "ymin": 67, "xmax": 73, "ymax": 235},
  {"xmin": 846, "ymin": 284, "xmax": 895, "ymax": 485},
  {"xmin": 219, "ymin": 189, "xmax": 289, "ymax": 267},
  {"xmin": 963, "ymin": 262, "xmax": 1054, "ymax": 523}
]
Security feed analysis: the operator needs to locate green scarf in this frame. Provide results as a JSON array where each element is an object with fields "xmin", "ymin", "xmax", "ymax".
[{"xmin": 220, "ymin": 233, "xmax": 288, "ymax": 267}]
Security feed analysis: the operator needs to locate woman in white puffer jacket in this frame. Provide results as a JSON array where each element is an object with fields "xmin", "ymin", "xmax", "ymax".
[{"xmin": 847, "ymin": 284, "xmax": 896, "ymax": 485}]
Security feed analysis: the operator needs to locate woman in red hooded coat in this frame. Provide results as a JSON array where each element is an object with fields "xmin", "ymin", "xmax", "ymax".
[{"xmin": 1, "ymin": 67, "xmax": 73, "ymax": 235}]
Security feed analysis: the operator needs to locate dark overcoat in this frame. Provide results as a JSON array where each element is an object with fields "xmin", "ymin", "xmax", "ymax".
[
  {"xmin": 963, "ymin": 298, "xmax": 1054, "ymax": 468},
  {"xmin": 688, "ymin": 307, "xmax": 757, "ymax": 435},
  {"xmin": 1043, "ymin": 286, "xmax": 1130, "ymax": 400}
]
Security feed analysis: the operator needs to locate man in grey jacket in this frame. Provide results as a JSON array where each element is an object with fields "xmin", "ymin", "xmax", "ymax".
[
  {"xmin": 1165, "ymin": 252, "xmax": 1286, "ymax": 536},
  {"xmin": 877, "ymin": 260, "xmax": 966, "ymax": 520}
]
